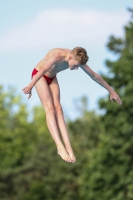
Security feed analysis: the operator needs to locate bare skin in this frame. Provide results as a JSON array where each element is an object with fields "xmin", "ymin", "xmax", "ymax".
[{"xmin": 22, "ymin": 48, "xmax": 122, "ymax": 163}]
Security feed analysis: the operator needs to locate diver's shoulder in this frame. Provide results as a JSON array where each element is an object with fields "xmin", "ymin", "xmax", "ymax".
[{"xmin": 49, "ymin": 48, "xmax": 70, "ymax": 54}]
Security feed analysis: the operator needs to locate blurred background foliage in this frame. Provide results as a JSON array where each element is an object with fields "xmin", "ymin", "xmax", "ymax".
[{"xmin": 0, "ymin": 8, "xmax": 133, "ymax": 200}]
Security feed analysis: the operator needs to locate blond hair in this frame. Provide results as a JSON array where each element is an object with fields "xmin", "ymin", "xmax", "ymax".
[{"xmin": 71, "ymin": 47, "xmax": 89, "ymax": 65}]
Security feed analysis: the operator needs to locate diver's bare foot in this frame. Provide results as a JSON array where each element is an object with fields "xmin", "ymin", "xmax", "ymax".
[
  {"xmin": 66, "ymin": 147, "xmax": 76, "ymax": 163},
  {"xmin": 57, "ymin": 145, "xmax": 71, "ymax": 163}
]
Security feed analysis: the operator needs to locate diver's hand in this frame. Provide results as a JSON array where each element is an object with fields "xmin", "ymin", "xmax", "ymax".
[
  {"xmin": 110, "ymin": 91, "xmax": 122, "ymax": 105},
  {"xmin": 22, "ymin": 85, "xmax": 32, "ymax": 99},
  {"xmin": 28, "ymin": 91, "xmax": 32, "ymax": 99}
]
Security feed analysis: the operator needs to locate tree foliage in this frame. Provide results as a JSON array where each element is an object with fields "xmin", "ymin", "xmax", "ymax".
[
  {"xmin": 79, "ymin": 8, "xmax": 133, "ymax": 200},
  {"xmin": 0, "ymin": 86, "xmax": 102, "ymax": 200}
]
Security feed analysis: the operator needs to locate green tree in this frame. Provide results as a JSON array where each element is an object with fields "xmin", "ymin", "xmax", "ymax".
[
  {"xmin": 80, "ymin": 8, "xmax": 133, "ymax": 200},
  {"xmin": 0, "ymin": 85, "xmax": 37, "ymax": 170},
  {"xmin": 0, "ymin": 86, "xmax": 101, "ymax": 200},
  {"xmin": 0, "ymin": 85, "xmax": 49, "ymax": 199}
]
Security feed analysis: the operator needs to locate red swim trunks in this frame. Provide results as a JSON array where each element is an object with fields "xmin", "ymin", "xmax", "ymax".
[{"xmin": 31, "ymin": 68, "xmax": 55, "ymax": 85}]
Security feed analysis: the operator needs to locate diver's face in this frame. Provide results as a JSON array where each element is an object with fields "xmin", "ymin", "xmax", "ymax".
[{"xmin": 68, "ymin": 55, "xmax": 80, "ymax": 70}]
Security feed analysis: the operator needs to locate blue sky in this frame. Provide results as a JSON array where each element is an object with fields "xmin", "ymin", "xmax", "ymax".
[{"xmin": 0, "ymin": 0, "xmax": 132, "ymax": 119}]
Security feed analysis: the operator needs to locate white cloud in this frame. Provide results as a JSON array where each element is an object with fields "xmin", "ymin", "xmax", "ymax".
[{"xmin": 0, "ymin": 9, "xmax": 129, "ymax": 52}]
